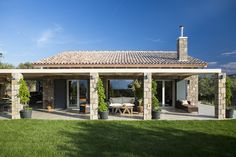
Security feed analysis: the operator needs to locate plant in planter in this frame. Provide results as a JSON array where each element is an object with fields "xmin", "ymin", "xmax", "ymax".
[
  {"xmin": 97, "ymin": 77, "xmax": 109, "ymax": 119},
  {"xmin": 131, "ymin": 79, "xmax": 143, "ymax": 112},
  {"xmin": 226, "ymin": 77, "xmax": 234, "ymax": 118},
  {"xmin": 18, "ymin": 78, "xmax": 32, "ymax": 118},
  {"xmin": 152, "ymin": 80, "xmax": 161, "ymax": 119}
]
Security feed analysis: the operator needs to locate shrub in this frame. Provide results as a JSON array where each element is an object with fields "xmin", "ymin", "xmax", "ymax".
[
  {"xmin": 226, "ymin": 77, "xmax": 232, "ymax": 107},
  {"xmin": 152, "ymin": 81, "xmax": 160, "ymax": 111},
  {"xmin": 18, "ymin": 78, "xmax": 31, "ymax": 110},
  {"xmin": 97, "ymin": 77, "xmax": 108, "ymax": 112}
]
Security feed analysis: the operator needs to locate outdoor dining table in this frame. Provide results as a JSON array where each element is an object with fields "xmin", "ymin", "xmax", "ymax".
[{"xmin": 110, "ymin": 104, "xmax": 134, "ymax": 114}]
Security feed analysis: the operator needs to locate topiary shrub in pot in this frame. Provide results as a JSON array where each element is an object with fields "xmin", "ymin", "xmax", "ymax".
[
  {"xmin": 225, "ymin": 77, "xmax": 234, "ymax": 118},
  {"xmin": 18, "ymin": 78, "xmax": 32, "ymax": 118},
  {"xmin": 97, "ymin": 77, "xmax": 108, "ymax": 119},
  {"xmin": 152, "ymin": 80, "xmax": 161, "ymax": 119}
]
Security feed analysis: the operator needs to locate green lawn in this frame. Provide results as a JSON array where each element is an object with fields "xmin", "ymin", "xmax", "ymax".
[{"xmin": 0, "ymin": 120, "xmax": 236, "ymax": 157}]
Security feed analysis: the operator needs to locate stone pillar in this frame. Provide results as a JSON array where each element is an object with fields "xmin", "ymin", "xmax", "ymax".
[
  {"xmin": 143, "ymin": 73, "xmax": 152, "ymax": 120},
  {"xmin": 215, "ymin": 73, "xmax": 226, "ymax": 119},
  {"xmin": 11, "ymin": 73, "xmax": 23, "ymax": 119},
  {"xmin": 186, "ymin": 75, "xmax": 198, "ymax": 105},
  {"xmin": 42, "ymin": 78, "xmax": 54, "ymax": 109},
  {"xmin": 90, "ymin": 73, "xmax": 99, "ymax": 120}
]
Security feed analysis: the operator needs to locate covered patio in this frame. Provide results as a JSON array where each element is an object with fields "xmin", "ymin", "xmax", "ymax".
[{"xmin": 0, "ymin": 68, "xmax": 226, "ymax": 120}]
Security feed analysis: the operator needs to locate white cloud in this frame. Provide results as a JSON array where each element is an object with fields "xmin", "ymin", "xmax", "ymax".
[
  {"xmin": 221, "ymin": 62, "xmax": 236, "ymax": 74},
  {"xmin": 208, "ymin": 62, "xmax": 217, "ymax": 65},
  {"xmin": 36, "ymin": 24, "xmax": 63, "ymax": 47},
  {"xmin": 221, "ymin": 50, "xmax": 236, "ymax": 56}
]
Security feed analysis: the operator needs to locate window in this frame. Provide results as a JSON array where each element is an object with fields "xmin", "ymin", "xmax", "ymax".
[{"xmin": 109, "ymin": 80, "xmax": 134, "ymax": 97}]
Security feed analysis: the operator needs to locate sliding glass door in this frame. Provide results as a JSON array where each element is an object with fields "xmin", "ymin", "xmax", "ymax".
[
  {"xmin": 67, "ymin": 80, "xmax": 79, "ymax": 108},
  {"xmin": 156, "ymin": 80, "xmax": 174, "ymax": 107},
  {"xmin": 67, "ymin": 80, "xmax": 88, "ymax": 108}
]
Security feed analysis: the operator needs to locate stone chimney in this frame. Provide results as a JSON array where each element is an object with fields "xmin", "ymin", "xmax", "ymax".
[{"xmin": 177, "ymin": 25, "xmax": 188, "ymax": 61}]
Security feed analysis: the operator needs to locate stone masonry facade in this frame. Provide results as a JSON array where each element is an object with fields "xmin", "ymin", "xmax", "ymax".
[
  {"xmin": 143, "ymin": 73, "xmax": 152, "ymax": 120},
  {"xmin": 177, "ymin": 37, "xmax": 188, "ymax": 61},
  {"xmin": 11, "ymin": 73, "xmax": 23, "ymax": 119},
  {"xmin": 186, "ymin": 75, "xmax": 199, "ymax": 105},
  {"xmin": 42, "ymin": 78, "xmax": 54, "ymax": 109},
  {"xmin": 90, "ymin": 73, "xmax": 99, "ymax": 120},
  {"xmin": 215, "ymin": 73, "xmax": 226, "ymax": 119}
]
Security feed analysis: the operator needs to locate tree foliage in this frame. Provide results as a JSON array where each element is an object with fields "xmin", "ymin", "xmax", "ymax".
[
  {"xmin": 0, "ymin": 63, "xmax": 15, "ymax": 69},
  {"xmin": 17, "ymin": 62, "xmax": 34, "ymax": 69},
  {"xmin": 199, "ymin": 77, "xmax": 215, "ymax": 104}
]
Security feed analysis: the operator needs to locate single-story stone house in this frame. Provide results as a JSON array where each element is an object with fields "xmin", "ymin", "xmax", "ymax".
[{"xmin": 0, "ymin": 27, "xmax": 226, "ymax": 120}]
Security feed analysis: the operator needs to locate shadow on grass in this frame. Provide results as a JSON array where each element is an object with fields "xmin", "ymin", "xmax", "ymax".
[{"xmin": 57, "ymin": 121, "xmax": 236, "ymax": 157}]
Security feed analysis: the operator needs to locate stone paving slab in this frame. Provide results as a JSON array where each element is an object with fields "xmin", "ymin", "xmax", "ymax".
[{"xmin": 1, "ymin": 104, "xmax": 235, "ymax": 120}]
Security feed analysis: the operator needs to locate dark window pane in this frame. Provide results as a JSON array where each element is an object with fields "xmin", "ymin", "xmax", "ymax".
[{"xmin": 109, "ymin": 80, "xmax": 134, "ymax": 97}]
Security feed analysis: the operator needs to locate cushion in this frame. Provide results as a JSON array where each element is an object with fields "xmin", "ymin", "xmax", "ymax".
[
  {"xmin": 123, "ymin": 103, "xmax": 134, "ymax": 107},
  {"xmin": 110, "ymin": 97, "xmax": 123, "ymax": 104},
  {"xmin": 181, "ymin": 100, "xmax": 189, "ymax": 105},
  {"xmin": 122, "ymin": 97, "xmax": 135, "ymax": 103},
  {"xmin": 110, "ymin": 103, "xmax": 123, "ymax": 107}
]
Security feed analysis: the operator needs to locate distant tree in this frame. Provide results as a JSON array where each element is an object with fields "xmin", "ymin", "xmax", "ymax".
[
  {"xmin": 0, "ymin": 63, "xmax": 15, "ymax": 69},
  {"xmin": 17, "ymin": 62, "xmax": 36, "ymax": 91},
  {"xmin": 199, "ymin": 77, "xmax": 215, "ymax": 104},
  {"xmin": 17, "ymin": 62, "xmax": 34, "ymax": 69}
]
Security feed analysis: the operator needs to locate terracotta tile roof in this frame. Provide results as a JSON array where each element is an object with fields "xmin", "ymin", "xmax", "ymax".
[{"xmin": 33, "ymin": 51, "xmax": 207, "ymax": 68}]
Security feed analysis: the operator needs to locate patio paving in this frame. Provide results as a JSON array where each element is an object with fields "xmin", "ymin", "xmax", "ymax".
[{"xmin": 1, "ymin": 104, "xmax": 235, "ymax": 120}]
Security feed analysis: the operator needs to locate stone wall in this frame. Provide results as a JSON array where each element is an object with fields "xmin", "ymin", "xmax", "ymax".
[
  {"xmin": 11, "ymin": 73, "xmax": 23, "ymax": 119},
  {"xmin": 90, "ymin": 73, "xmax": 99, "ymax": 120},
  {"xmin": 177, "ymin": 37, "xmax": 188, "ymax": 60},
  {"xmin": 42, "ymin": 78, "xmax": 54, "ymax": 109},
  {"xmin": 143, "ymin": 73, "xmax": 152, "ymax": 120},
  {"xmin": 215, "ymin": 73, "xmax": 226, "ymax": 119},
  {"xmin": 186, "ymin": 75, "xmax": 199, "ymax": 105}
]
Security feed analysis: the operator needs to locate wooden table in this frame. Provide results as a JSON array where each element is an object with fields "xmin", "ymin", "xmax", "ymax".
[{"xmin": 80, "ymin": 104, "xmax": 89, "ymax": 114}]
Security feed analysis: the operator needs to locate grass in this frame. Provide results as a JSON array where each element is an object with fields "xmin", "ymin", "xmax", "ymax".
[{"xmin": 0, "ymin": 120, "xmax": 236, "ymax": 157}]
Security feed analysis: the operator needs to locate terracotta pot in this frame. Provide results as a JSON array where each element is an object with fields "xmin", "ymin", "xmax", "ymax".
[
  {"xmin": 47, "ymin": 106, "xmax": 52, "ymax": 112},
  {"xmin": 137, "ymin": 106, "xmax": 144, "ymax": 113}
]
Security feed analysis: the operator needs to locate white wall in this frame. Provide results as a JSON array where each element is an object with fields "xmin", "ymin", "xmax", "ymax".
[{"xmin": 177, "ymin": 80, "xmax": 187, "ymax": 100}]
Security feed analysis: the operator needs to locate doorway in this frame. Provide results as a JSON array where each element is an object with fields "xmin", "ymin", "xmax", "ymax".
[
  {"xmin": 67, "ymin": 80, "xmax": 88, "ymax": 108},
  {"xmin": 156, "ymin": 80, "xmax": 175, "ymax": 106}
]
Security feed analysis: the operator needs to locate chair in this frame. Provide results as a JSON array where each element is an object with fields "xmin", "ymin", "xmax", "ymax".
[{"xmin": 175, "ymin": 100, "xmax": 198, "ymax": 113}]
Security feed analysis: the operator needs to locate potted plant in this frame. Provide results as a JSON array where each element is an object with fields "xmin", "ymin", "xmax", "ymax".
[
  {"xmin": 97, "ymin": 77, "xmax": 109, "ymax": 119},
  {"xmin": 152, "ymin": 81, "xmax": 161, "ymax": 119},
  {"xmin": 131, "ymin": 79, "xmax": 143, "ymax": 112},
  {"xmin": 225, "ymin": 78, "xmax": 234, "ymax": 118},
  {"xmin": 137, "ymin": 98, "xmax": 143, "ymax": 113},
  {"xmin": 18, "ymin": 78, "xmax": 32, "ymax": 118}
]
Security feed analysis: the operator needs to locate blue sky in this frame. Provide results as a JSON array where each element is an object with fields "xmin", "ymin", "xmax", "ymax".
[{"xmin": 0, "ymin": 0, "xmax": 236, "ymax": 73}]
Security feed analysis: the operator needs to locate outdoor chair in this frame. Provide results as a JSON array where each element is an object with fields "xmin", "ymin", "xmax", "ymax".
[{"xmin": 175, "ymin": 100, "xmax": 198, "ymax": 113}]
